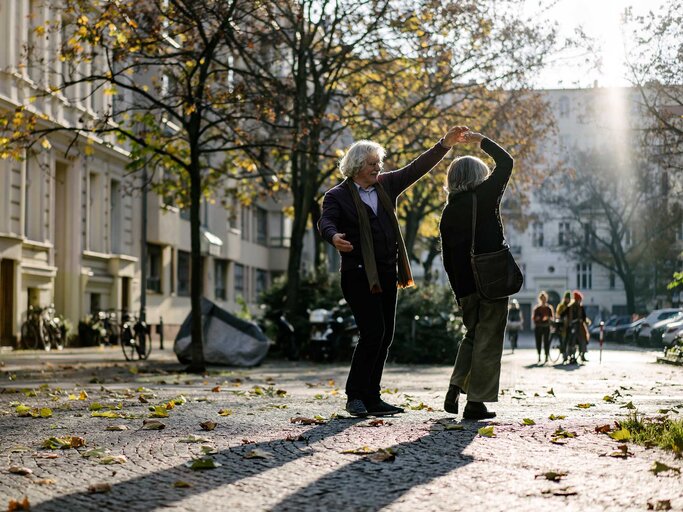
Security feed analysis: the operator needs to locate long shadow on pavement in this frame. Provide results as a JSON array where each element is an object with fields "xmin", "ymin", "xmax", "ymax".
[
  {"xmin": 29, "ymin": 418, "xmax": 363, "ymax": 512},
  {"xmin": 270, "ymin": 421, "xmax": 478, "ymax": 511}
]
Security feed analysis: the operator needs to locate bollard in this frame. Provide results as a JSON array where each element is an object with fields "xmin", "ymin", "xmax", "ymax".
[
  {"xmin": 157, "ymin": 317, "xmax": 164, "ymax": 350},
  {"xmin": 599, "ymin": 320, "xmax": 604, "ymax": 363}
]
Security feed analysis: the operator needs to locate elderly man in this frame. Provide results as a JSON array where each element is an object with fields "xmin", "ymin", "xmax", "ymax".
[{"xmin": 318, "ymin": 126, "xmax": 467, "ymax": 417}]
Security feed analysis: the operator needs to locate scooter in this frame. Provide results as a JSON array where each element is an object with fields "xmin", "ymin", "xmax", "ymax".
[{"xmin": 309, "ymin": 300, "xmax": 359, "ymax": 362}]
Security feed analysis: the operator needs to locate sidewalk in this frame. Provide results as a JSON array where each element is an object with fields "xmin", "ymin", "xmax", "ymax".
[{"xmin": 1, "ymin": 337, "xmax": 682, "ymax": 511}]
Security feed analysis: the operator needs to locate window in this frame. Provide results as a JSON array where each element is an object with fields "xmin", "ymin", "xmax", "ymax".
[
  {"xmin": 234, "ymin": 263, "xmax": 245, "ymax": 298},
  {"xmin": 255, "ymin": 207, "xmax": 268, "ymax": 245},
  {"xmin": 110, "ymin": 179, "xmax": 121, "ymax": 253},
  {"xmin": 214, "ymin": 259, "xmax": 227, "ymax": 301},
  {"xmin": 609, "ymin": 272, "xmax": 616, "ymax": 290},
  {"xmin": 576, "ymin": 263, "xmax": 592, "ymax": 290},
  {"xmin": 241, "ymin": 206, "xmax": 250, "ymax": 241},
  {"xmin": 147, "ymin": 244, "xmax": 162, "ymax": 293},
  {"xmin": 89, "ymin": 172, "xmax": 103, "ymax": 252},
  {"xmin": 532, "ymin": 221, "xmax": 544, "ymax": 247},
  {"xmin": 558, "ymin": 221, "xmax": 570, "ymax": 246},
  {"xmin": 24, "ymin": 156, "xmax": 43, "ymax": 241},
  {"xmin": 89, "ymin": 293, "xmax": 101, "ymax": 314},
  {"xmin": 255, "ymin": 269, "xmax": 268, "ymax": 299},
  {"xmin": 559, "ymin": 96, "xmax": 570, "ymax": 118},
  {"xmin": 177, "ymin": 250, "xmax": 190, "ymax": 297},
  {"xmin": 583, "ymin": 223, "xmax": 596, "ymax": 248}
]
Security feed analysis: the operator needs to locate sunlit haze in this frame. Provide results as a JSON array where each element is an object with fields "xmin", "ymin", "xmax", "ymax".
[{"xmin": 526, "ymin": 0, "xmax": 668, "ymax": 89}]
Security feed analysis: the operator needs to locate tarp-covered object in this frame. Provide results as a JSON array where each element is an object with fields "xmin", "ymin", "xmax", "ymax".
[{"xmin": 174, "ymin": 298, "xmax": 270, "ymax": 366}]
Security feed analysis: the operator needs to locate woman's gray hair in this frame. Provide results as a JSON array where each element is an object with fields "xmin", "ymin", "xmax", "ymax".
[
  {"xmin": 444, "ymin": 156, "xmax": 491, "ymax": 194},
  {"xmin": 338, "ymin": 140, "xmax": 386, "ymax": 179}
]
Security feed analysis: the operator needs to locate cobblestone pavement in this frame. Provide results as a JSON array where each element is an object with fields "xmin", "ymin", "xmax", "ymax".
[{"xmin": 0, "ymin": 336, "xmax": 682, "ymax": 512}]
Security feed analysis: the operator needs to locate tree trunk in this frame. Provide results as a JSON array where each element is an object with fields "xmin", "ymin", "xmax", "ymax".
[
  {"xmin": 421, "ymin": 237, "xmax": 441, "ymax": 284},
  {"xmin": 622, "ymin": 271, "xmax": 637, "ymax": 315},
  {"xmin": 310, "ymin": 200, "xmax": 324, "ymax": 269},
  {"xmin": 186, "ymin": 159, "xmax": 206, "ymax": 373}
]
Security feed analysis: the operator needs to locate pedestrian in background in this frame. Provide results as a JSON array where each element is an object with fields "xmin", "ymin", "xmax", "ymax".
[
  {"xmin": 555, "ymin": 290, "xmax": 571, "ymax": 363},
  {"xmin": 319, "ymin": 126, "xmax": 469, "ymax": 417},
  {"xmin": 440, "ymin": 130, "xmax": 514, "ymax": 420},
  {"xmin": 507, "ymin": 299, "xmax": 523, "ymax": 353},
  {"xmin": 532, "ymin": 291, "xmax": 554, "ymax": 364},
  {"xmin": 567, "ymin": 290, "xmax": 590, "ymax": 363}
]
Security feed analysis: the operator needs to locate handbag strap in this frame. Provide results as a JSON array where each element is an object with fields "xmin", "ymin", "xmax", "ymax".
[{"xmin": 470, "ymin": 192, "xmax": 477, "ymax": 256}]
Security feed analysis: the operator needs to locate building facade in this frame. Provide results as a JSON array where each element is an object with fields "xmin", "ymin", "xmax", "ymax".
[{"xmin": 0, "ymin": 0, "xmax": 312, "ymax": 346}]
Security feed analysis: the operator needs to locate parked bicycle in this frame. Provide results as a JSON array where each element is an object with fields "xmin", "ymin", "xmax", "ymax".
[
  {"xmin": 120, "ymin": 311, "xmax": 152, "ymax": 361},
  {"xmin": 20, "ymin": 304, "xmax": 66, "ymax": 351}
]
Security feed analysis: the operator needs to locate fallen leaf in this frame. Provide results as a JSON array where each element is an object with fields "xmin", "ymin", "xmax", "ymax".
[
  {"xmin": 177, "ymin": 435, "xmax": 210, "ymax": 444},
  {"xmin": 535, "ymin": 470, "xmax": 567, "ymax": 482},
  {"xmin": 217, "ymin": 409, "xmax": 232, "ymax": 416},
  {"xmin": 548, "ymin": 414, "xmax": 566, "ymax": 421},
  {"xmin": 621, "ymin": 401, "xmax": 636, "ymax": 410},
  {"xmin": 547, "ymin": 388, "xmax": 555, "ymax": 396},
  {"xmin": 244, "ymin": 449, "xmax": 274, "ymax": 459},
  {"xmin": 149, "ymin": 406, "xmax": 169, "ymax": 418},
  {"xmin": 478, "ymin": 426, "xmax": 495, "ymax": 437},
  {"xmin": 142, "ymin": 420, "xmax": 165, "ymax": 430},
  {"xmin": 81, "ymin": 447, "xmax": 108, "ymax": 458},
  {"xmin": 91, "ymin": 411, "xmax": 126, "ymax": 419},
  {"xmin": 98, "ymin": 455, "xmax": 127, "ymax": 465},
  {"xmin": 33, "ymin": 452, "xmax": 59, "ymax": 459},
  {"xmin": 608, "ymin": 428, "xmax": 631, "ymax": 441},
  {"xmin": 200, "ymin": 445, "xmax": 216, "ymax": 455},
  {"xmin": 78, "ymin": 391, "xmax": 88, "ymax": 400},
  {"xmin": 602, "ymin": 444, "xmax": 632, "ymax": 459},
  {"xmin": 552, "ymin": 487, "xmax": 577, "ymax": 496},
  {"xmin": 522, "ymin": 418, "xmax": 536, "ymax": 426},
  {"xmin": 186, "ymin": 457, "xmax": 222, "ymax": 470},
  {"xmin": 7, "ymin": 496, "xmax": 30, "ymax": 511},
  {"xmin": 576, "ymin": 403, "xmax": 594, "ymax": 409},
  {"xmin": 138, "ymin": 395, "xmax": 149, "ymax": 403},
  {"xmin": 173, "ymin": 481, "xmax": 192, "ymax": 488},
  {"xmin": 211, "ymin": 386, "xmax": 221, "ymax": 393},
  {"xmin": 595, "ymin": 424, "xmax": 611, "ymax": 434},
  {"xmin": 8, "ymin": 467, "xmax": 32, "ymax": 476},
  {"xmin": 285, "ymin": 434, "xmax": 305, "ymax": 442},
  {"xmin": 356, "ymin": 419, "xmax": 392, "ymax": 428},
  {"xmin": 290, "ymin": 416, "xmax": 326, "ymax": 425},
  {"xmin": 42, "ymin": 436, "xmax": 85, "ymax": 450},
  {"xmin": 368, "ymin": 448, "xmax": 396, "ymax": 463},
  {"xmin": 35, "ymin": 479, "xmax": 55, "ymax": 485},
  {"xmin": 87, "ymin": 483, "xmax": 111, "ymax": 494},
  {"xmin": 650, "ymin": 461, "xmax": 681, "ymax": 476},
  {"xmin": 647, "ymin": 499, "xmax": 672, "ymax": 510},
  {"xmin": 603, "ymin": 395, "xmax": 616, "ymax": 403},
  {"xmin": 200, "ymin": 421, "xmax": 217, "ymax": 431},
  {"xmin": 553, "ymin": 428, "xmax": 577, "ymax": 439},
  {"xmin": 342, "ymin": 446, "xmax": 376, "ymax": 454},
  {"xmin": 105, "ymin": 425, "xmax": 129, "ymax": 431}
]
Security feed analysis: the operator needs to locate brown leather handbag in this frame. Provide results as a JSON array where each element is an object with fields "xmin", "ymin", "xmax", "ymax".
[{"xmin": 469, "ymin": 194, "xmax": 524, "ymax": 300}]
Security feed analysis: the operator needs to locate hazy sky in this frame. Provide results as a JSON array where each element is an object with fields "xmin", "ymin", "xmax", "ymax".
[{"xmin": 527, "ymin": 0, "xmax": 668, "ymax": 89}]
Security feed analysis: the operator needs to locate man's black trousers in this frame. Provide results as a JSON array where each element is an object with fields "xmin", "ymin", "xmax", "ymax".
[{"xmin": 341, "ymin": 268, "xmax": 398, "ymax": 403}]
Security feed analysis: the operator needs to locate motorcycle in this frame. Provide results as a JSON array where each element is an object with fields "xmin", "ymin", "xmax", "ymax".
[{"xmin": 309, "ymin": 300, "xmax": 359, "ymax": 362}]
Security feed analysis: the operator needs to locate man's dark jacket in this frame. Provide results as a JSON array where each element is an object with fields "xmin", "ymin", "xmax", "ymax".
[{"xmin": 318, "ymin": 142, "xmax": 449, "ymax": 273}]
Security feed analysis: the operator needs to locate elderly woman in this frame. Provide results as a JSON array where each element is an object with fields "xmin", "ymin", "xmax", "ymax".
[
  {"xmin": 439, "ymin": 131, "xmax": 514, "ymax": 420},
  {"xmin": 319, "ymin": 126, "xmax": 468, "ymax": 417}
]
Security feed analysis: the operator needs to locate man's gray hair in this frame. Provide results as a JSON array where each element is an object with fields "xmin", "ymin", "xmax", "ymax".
[
  {"xmin": 444, "ymin": 156, "xmax": 491, "ymax": 194},
  {"xmin": 338, "ymin": 140, "xmax": 386, "ymax": 178}
]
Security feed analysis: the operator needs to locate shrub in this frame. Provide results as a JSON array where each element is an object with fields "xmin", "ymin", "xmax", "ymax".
[{"xmin": 390, "ymin": 284, "xmax": 464, "ymax": 364}]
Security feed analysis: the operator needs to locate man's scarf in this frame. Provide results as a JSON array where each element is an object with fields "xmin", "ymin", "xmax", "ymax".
[{"xmin": 345, "ymin": 179, "xmax": 414, "ymax": 293}]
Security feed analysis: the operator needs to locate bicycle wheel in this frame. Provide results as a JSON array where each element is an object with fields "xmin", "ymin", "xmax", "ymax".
[
  {"xmin": 21, "ymin": 322, "xmax": 39, "ymax": 350},
  {"xmin": 136, "ymin": 330, "xmax": 152, "ymax": 360},
  {"xmin": 121, "ymin": 329, "xmax": 137, "ymax": 361},
  {"xmin": 548, "ymin": 332, "xmax": 562, "ymax": 363}
]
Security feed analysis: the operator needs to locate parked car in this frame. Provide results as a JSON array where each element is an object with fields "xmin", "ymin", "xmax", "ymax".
[
  {"xmin": 601, "ymin": 315, "xmax": 633, "ymax": 342},
  {"xmin": 589, "ymin": 315, "xmax": 628, "ymax": 341},
  {"xmin": 662, "ymin": 318, "xmax": 683, "ymax": 348},
  {"xmin": 617, "ymin": 318, "xmax": 644, "ymax": 343},
  {"xmin": 639, "ymin": 309, "xmax": 683, "ymax": 345},
  {"xmin": 649, "ymin": 313, "xmax": 683, "ymax": 345}
]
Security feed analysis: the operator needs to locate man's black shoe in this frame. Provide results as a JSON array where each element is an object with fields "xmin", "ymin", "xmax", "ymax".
[
  {"xmin": 365, "ymin": 399, "xmax": 404, "ymax": 416},
  {"xmin": 444, "ymin": 384, "xmax": 460, "ymax": 414},
  {"xmin": 345, "ymin": 398, "xmax": 369, "ymax": 417},
  {"xmin": 462, "ymin": 401, "xmax": 496, "ymax": 420}
]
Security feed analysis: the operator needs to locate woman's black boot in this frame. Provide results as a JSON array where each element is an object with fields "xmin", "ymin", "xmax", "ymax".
[{"xmin": 444, "ymin": 385, "xmax": 460, "ymax": 414}]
